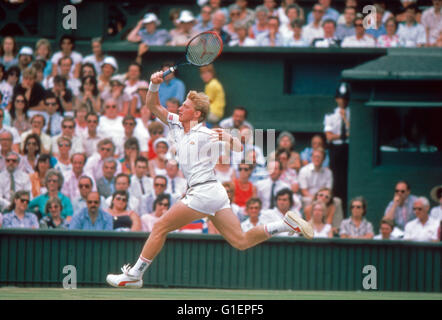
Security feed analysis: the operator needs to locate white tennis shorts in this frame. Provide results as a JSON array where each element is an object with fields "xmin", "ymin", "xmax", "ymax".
[{"xmin": 180, "ymin": 181, "xmax": 231, "ymax": 215}]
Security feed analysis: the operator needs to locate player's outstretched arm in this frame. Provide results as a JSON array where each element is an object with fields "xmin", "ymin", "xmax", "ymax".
[{"xmin": 145, "ymin": 71, "xmax": 169, "ymax": 124}]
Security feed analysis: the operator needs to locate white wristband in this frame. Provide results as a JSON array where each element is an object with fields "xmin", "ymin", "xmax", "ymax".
[{"xmin": 149, "ymin": 82, "xmax": 160, "ymax": 92}]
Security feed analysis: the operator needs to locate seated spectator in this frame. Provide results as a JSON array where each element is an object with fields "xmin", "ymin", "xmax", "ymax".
[
  {"xmin": 277, "ymin": 0, "xmax": 305, "ymax": 26},
  {"xmin": 97, "ymin": 99, "xmax": 125, "ymax": 141},
  {"xmin": 46, "ymin": 56, "xmax": 81, "ymax": 96},
  {"xmin": 2, "ymin": 190, "xmax": 38, "ymax": 229},
  {"xmin": 249, "ymin": 5, "xmax": 270, "ymax": 39},
  {"xmin": 384, "ymin": 180, "xmax": 417, "ymax": 231},
  {"xmin": 232, "ymin": 124, "xmax": 266, "ymax": 167},
  {"xmin": 9, "ymin": 92, "xmax": 31, "ymax": 136},
  {"xmin": 21, "ymin": 133, "xmax": 41, "ymax": 174},
  {"xmin": 260, "ymin": 188, "xmax": 300, "ymax": 237},
  {"xmin": 42, "ymin": 91, "xmax": 63, "ymax": 137},
  {"xmin": 147, "ymin": 121, "xmax": 165, "ymax": 161},
  {"xmin": 365, "ymin": 4, "xmax": 387, "ymax": 40},
  {"xmin": 28, "ymin": 169, "xmax": 73, "ymax": 221},
  {"xmin": 53, "ymin": 136, "xmax": 73, "ymax": 179},
  {"xmin": 256, "ymin": 160, "xmax": 291, "ymax": 210},
  {"xmin": 256, "ymin": 16, "xmax": 284, "ymax": 46},
  {"xmin": 262, "ymin": 0, "xmax": 278, "ymax": 18},
  {"xmin": 76, "ymin": 76, "xmax": 101, "ymax": 114},
  {"xmin": 120, "ymin": 137, "xmax": 140, "ymax": 175},
  {"xmin": 307, "ymin": 0, "xmax": 339, "ymax": 24},
  {"xmin": 17, "ymin": 46, "xmax": 33, "ymax": 72},
  {"xmin": 421, "ymin": 0, "xmax": 442, "ymax": 47},
  {"xmin": 240, "ymin": 197, "xmax": 264, "ymax": 232},
  {"xmin": 309, "ymin": 200, "xmax": 333, "ymax": 238},
  {"xmin": 339, "ymin": 196, "xmax": 374, "ymax": 239},
  {"xmin": 29, "ymin": 153, "xmax": 51, "ymax": 198},
  {"xmin": 303, "ymin": 187, "xmax": 343, "ymax": 236},
  {"xmin": 284, "ymin": 19, "xmax": 309, "ymax": 47},
  {"xmin": 303, "ymin": 3, "xmax": 325, "ymax": 45},
  {"xmin": 403, "ymin": 197, "xmax": 439, "ymax": 242},
  {"xmin": 50, "ymin": 34, "xmax": 83, "ymax": 79},
  {"xmin": 0, "ymin": 151, "xmax": 31, "ymax": 211},
  {"xmin": 141, "ymin": 193, "xmax": 170, "ymax": 232},
  {"xmin": 101, "ymin": 77, "xmax": 131, "ymax": 116},
  {"xmin": 396, "ymin": 0, "xmax": 421, "ymax": 23},
  {"xmin": 298, "ymin": 148, "xmax": 333, "ymax": 205},
  {"xmin": 123, "ymin": 62, "xmax": 142, "ymax": 115},
  {"xmin": 165, "ymin": 159, "xmax": 186, "ymax": 203},
  {"xmin": 129, "ymin": 157, "xmax": 153, "ymax": 202},
  {"xmin": 219, "ymin": 106, "xmax": 253, "ymax": 131},
  {"xmin": 235, "ymin": 0, "xmax": 255, "ymax": 27},
  {"xmin": 79, "ymin": 62, "xmax": 97, "ymax": 80},
  {"xmin": 114, "ymin": 115, "xmax": 145, "ymax": 160},
  {"xmin": 50, "ymin": 75, "xmax": 74, "ymax": 115},
  {"xmin": 127, "ymin": 13, "xmax": 171, "ymax": 46},
  {"xmin": 73, "ymin": 104, "xmax": 88, "ymax": 138},
  {"xmin": 373, "ymin": 218, "xmax": 397, "ymax": 240},
  {"xmin": 82, "ymin": 37, "xmax": 106, "ymax": 76},
  {"xmin": 148, "ymin": 138, "xmax": 169, "ymax": 178},
  {"xmin": 397, "ymin": 4, "xmax": 426, "ymax": 47},
  {"xmin": 98, "ymin": 56, "xmax": 118, "ymax": 95},
  {"xmin": 211, "ymin": 9, "xmax": 232, "ymax": 45},
  {"xmin": 2, "ymin": 67, "xmax": 22, "ymax": 115},
  {"xmin": 373, "ymin": 0, "xmax": 394, "ymax": 24},
  {"xmin": 233, "ymin": 161, "xmax": 257, "ymax": 210},
  {"xmin": 0, "ymin": 36, "xmax": 19, "ymax": 71},
  {"xmin": 106, "ymin": 190, "xmax": 141, "ymax": 232},
  {"xmin": 81, "ymin": 112, "xmax": 102, "ymax": 158},
  {"xmin": 429, "ymin": 185, "xmax": 442, "ymax": 222},
  {"xmin": 229, "ymin": 21, "xmax": 257, "ymax": 47},
  {"xmin": 337, "ymin": 0, "xmax": 358, "ymax": 25},
  {"xmin": 62, "ymin": 153, "xmax": 90, "ymax": 200},
  {"xmin": 200, "ymin": 64, "xmax": 225, "ymax": 126},
  {"xmin": 246, "ymin": 149, "xmax": 269, "ymax": 184},
  {"xmin": 0, "ymin": 130, "xmax": 20, "ymax": 170},
  {"xmin": 95, "ymin": 157, "xmax": 117, "ymax": 199},
  {"xmin": 377, "ymin": 17, "xmax": 400, "ymax": 48},
  {"xmin": 169, "ymin": 10, "xmax": 198, "ymax": 46},
  {"xmin": 139, "ymin": 175, "xmax": 171, "ymax": 214},
  {"xmin": 224, "ymin": 4, "xmax": 243, "ymax": 41},
  {"xmin": 341, "ymin": 15, "xmax": 376, "ymax": 47},
  {"xmin": 194, "ymin": 4, "xmax": 214, "ymax": 33},
  {"xmin": 158, "ymin": 61, "xmax": 186, "ymax": 107},
  {"xmin": 300, "ymin": 134, "xmax": 330, "ymax": 168},
  {"xmin": 335, "ymin": 6, "xmax": 356, "ymax": 41},
  {"xmin": 312, "ymin": 19, "xmax": 341, "ymax": 47},
  {"xmin": 13, "ymin": 67, "xmax": 46, "ymax": 112},
  {"xmin": 69, "ymin": 191, "xmax": 113, "ymax": 231},
  {"xmin": 39, "ymin": 197, "xmax": 69, "ymax": 229}
]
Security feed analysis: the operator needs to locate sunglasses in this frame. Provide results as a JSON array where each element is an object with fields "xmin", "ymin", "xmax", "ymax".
[
  {"xmin": 238, "ymin": 167, "xmax": 250, "ymax": 172},
  {"xmin": 15, "ymin": 99, "xmax": 25, "ymax": 103},
  {"xmin": 19, "ymin": 198, "xmax": 30, "ymax": 203},
  {"xmin": 106, "ymin": 105, "xmax": 117, "ymax": 109},
  {"xmin": 48, "ymin": 205, "xmax": 60, "ymax": 210},
  {"xmin": 124, "ymin": 122, "xmax": 135, "ymax": 126},
  {"xmin": 87, "ymin": 200, "xmax": 99, "ymax": 205},
  {"xmin": 115, "ymin": 196, "xmax": 128, "ymax": 202},
  {"xmin": 58, "ymin": 143, "xmax": 70, "ymax": 148},
  {"xmin": 395, "ymin": 189, "xmax": 406, "ymax": 193},
  {"xmin": 79, "ymin": 184, "xmax": 91, "ymax": 189},
  {"xmin": 63, "ymin": 125, "xmax": 74, "ymax": 129},
  {"xmin": 6, "ymin": 158, "xmax": 18, "ymax": 163},
  {"xmin": 318, "ymin": 193, "xmax": 330, "ymax": 199},
  {"xmin": 158, "ymin": 202, "xmax": 169, "ymax": 207},
  {"xmin": 87, "ymin": 120, "xmax": 98, "ymax": 124},
  {"xmin": 351, "ymin": 205, "xmax": 363, "ymax": 209},
  {"xmin": 154, "ymin": 183, "xmax": 166, "ymax": 188},
  {"xmin": 100, "ymin": 147, "xmax": 112, "ymax": 152},
  {"xmin": 45, "ymin": 102, "xmax": 57, "ymax": 106}
]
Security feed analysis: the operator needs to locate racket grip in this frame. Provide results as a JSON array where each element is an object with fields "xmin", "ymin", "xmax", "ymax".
[{"xmin": 163, "ymin": 66, "xmax": 177, "ymax": 78}]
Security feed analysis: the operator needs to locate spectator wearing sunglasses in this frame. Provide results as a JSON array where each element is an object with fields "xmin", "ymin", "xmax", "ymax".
[
  {"xmin": 1, "ymin": 190, "xmax": 38, "ymax": 229},
  {"xmin": 42, "ymin": 91, "xmax": 63, "ymax": 136},
  {"xmin": 97, "ymin": 98, "xmax": 125, "ymax": 142},
  {"xmin": 106, "ymin": 190, "xmax": 141, "ymax": 232},
  {"xmin": 384, "ymin": 180, "xmax": 418, "ymax": 232},
  {"xmin": 341, "ymin": 14, "xmax": 376, "ymax": 47},
  {"xmin": 39, "ymin": 197, "xmax": 69, "ymax": 229},
  {"xmin": 50, "ymin": 117, "xmax": 84, "ymax": 158},
  {"xmin": 69, "ymin": 191, "xmax": 113, "ymax": 231},
  {"xmin": 403, "ymin": 197, "xmax": 439, "ymax": 242},
  {"xmin": 339, "ymin": 196, "xmax": 374, "ymax": 239},
  {"xmin": 0, "ymin": 152, "xmax": 31, "ymax": 211}
]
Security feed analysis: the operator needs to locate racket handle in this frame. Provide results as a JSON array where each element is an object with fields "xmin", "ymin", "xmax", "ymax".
[{"xmin": 163, "ymin": 66, "xmax": 177, "ymax": 78}]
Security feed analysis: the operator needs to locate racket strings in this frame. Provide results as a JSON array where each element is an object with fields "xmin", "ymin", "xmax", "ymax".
[{"xmin": 186, "ymin": 33, "xmax": 222, "ymax": 66}]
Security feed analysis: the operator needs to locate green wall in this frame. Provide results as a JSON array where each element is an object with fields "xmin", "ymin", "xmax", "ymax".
[{"xmin": 1, "ymin": 230, "xmax": 441, "ymax": 292}]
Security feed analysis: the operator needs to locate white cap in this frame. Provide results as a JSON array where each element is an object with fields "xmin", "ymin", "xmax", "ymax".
[
  {"xmin": 102, "ymin": 56, "xmax": 118, "ymax": 72},
  {"xmin": 19, "ymin": 46, "xmax": 33, "ymax": 56},
  {"xmin": 154, "ymin": 137, "xmax": 169, "ymax": 150},
  {"xmin": 142, "ymin": 13, "xmax": 161, "ymax": 26},
  {"xmin": 137, "ymin": 80, "xmax": 149, "ymax": 90},
  {"xmin": 176, "ymin": 10, "xmax": 196, "ymax": 23}
]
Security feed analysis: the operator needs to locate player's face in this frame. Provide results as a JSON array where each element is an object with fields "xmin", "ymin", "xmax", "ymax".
[{"xmin": 178, "ymin": 99, "xmax": 198, "ymax": 123}]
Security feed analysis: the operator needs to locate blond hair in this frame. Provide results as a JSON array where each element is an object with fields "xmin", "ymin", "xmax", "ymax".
[{"xmin": 187, "ymin": 90, "xmax": 210, "ymax": 123}]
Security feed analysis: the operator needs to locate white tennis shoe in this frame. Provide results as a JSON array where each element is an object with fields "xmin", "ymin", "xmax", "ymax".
[
  {"xmin": 106, "ymin": 264, "xmax": 143, "ymax": 288},
  {"xmin": 283, "ymin": 211, "xmax": 314, "ymax": 239}
]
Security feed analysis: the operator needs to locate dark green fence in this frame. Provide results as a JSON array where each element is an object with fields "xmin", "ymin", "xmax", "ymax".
[{"xmin": 1, "ymin": 230, "xmax": 440, "ymax": 292}]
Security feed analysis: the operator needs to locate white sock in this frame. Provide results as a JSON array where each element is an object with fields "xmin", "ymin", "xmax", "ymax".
[
  {"xmin": 264, "ymin": 220, "xmax": 290, "ymax": 237},
  {"xmin": 129, "ymin": 255, "xmax": 152, "ymax": 278}
]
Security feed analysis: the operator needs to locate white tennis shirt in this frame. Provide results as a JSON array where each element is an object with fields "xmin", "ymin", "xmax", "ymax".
[{"xmin": 166, "ymin": 112, "xmax": 221, "ymax": 188}]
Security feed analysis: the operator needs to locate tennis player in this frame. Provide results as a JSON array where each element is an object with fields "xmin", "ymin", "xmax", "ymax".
[{"xmin": 106, "ymin": 71, "xmax": 313, "ymax": 288}]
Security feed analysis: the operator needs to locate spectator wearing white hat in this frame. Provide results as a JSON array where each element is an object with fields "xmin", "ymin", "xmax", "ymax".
[
  {"xmin": 128, "ymin": 13, "xmax": 171, "ymax": 46},
  {"xmin": 169, "ymin": 10, "xmax": 199, "ymax": 46},
  {"xmin": 98, "ymin": 56, "xmax": 118, "ymax": 95},
  {"xmin": 17, "ymin": 46, "xmax": 33, "ymax": 72},
  {"xmin": 148, "ymin": 137, "xmax": 170, "ymax": 178}
]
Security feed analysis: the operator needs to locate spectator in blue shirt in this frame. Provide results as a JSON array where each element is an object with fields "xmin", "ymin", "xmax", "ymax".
[
  {"xmin": 69, "ymin": 191, "xmax": 113, "ymax": 231},
  {"xmin": 28, "ymin": 169, "xmax": 73, "ymax": 221},
  {"xmin": 158, "ymin": 61, "xmax": 185, "ymax": 106},
  {"xmin": 2, "ymin": 190, "xmax": 39, "ymax": 229},
  {"xmin": 300, "ymin": 134, "xmax": 330, "ymax": 168},
  {"xmin": 307, "ymin": 0, "xmax": 339, "ymax": 24}
]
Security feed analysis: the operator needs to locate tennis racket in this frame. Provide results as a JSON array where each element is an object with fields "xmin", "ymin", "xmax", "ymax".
[{"xmin": 163, "ymin": 31, "xmax": 223, "ymax": 77}]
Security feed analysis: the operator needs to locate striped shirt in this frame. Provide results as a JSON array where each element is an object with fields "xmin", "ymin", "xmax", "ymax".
[{"xmin": 339, "ymin": 218, "xmax": 374, "ymax": 237}]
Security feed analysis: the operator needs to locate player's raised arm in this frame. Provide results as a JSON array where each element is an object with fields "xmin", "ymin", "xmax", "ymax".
[{"xmin": 145, "ymin": 71, "xmax": 169, "ymax": 124}]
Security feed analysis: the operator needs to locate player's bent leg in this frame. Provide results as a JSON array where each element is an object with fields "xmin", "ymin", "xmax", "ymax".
[
  {"xmin": 106, "ymin": 201, "xmax": 207, "ymax": 288},
  {"xmin": 209, "ymin": 208, "xmax": 270, "ymax": 251}
]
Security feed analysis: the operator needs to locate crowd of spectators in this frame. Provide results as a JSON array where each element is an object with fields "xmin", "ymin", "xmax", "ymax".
[{"xmin": 0, "ymin": 0, "xmax": 440, "ymax": 244}]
